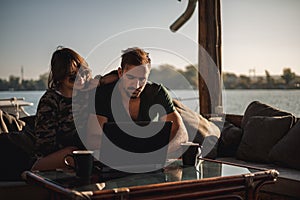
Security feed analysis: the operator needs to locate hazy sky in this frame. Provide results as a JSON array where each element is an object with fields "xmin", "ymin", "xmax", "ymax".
[
  {"xmin": 222, "ymin": 0, "xmax": 300, "ymax": 76},
  {"xmin": 0, "ymin": 0, "xmax": 299, "ymax": 80}
]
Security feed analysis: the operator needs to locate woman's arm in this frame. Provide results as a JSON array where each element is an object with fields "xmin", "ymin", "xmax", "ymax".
[
  {"xmin": 81, "ymin": 70, "xmax": 119, "ymax": 91},
  {"xmin": 34, "ymin": 92, "xmax": 60, "ymax": 156},
  {"xmin": 31, "ymin": 146, "xmax": 77, "ymax": 171}
]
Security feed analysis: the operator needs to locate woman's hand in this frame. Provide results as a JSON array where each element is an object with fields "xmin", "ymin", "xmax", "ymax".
[
  {"xmin": 81, "ymin": 78, "xmax": 100, "ymax": 91},
  {"xmin": 81, "ymin": 72, "xmax": 119, "ymax": 91}
]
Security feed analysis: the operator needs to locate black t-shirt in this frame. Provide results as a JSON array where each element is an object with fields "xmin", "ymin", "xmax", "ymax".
[{"xmin": 95, "ymin": 81, "xmax": 175, "ymax": 122}]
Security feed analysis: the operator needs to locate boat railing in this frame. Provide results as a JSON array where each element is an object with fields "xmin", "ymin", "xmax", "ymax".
[
  {"xmin": 174, "ymin": 97, "xmax": 199, "ymax": 101},
  {"xmin": 0, "ymin": 97, "xmax": 25, "ymax": 101},
  {"xmin": 0, "ymin": 97, "xmax": 33, "ymax": 118}
]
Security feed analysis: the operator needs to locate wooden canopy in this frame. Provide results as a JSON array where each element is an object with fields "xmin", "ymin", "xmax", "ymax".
[
  {"xmin": 198, "ymin": 0, "xmax": 222, "ymax": 115},
  {"xmin": 170, "ymin": 0, "xmax": 222, "ymax": 115}
]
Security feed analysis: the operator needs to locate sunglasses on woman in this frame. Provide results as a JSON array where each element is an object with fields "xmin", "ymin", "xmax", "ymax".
[{"xmin": 68, "ymin": 69, "xmax": 90, "ymax": 83}]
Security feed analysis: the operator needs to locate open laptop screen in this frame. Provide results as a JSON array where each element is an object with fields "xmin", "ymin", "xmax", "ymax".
[{"xmin": 99, "ymin": 121, "xmax": 172, "ymax": 173}]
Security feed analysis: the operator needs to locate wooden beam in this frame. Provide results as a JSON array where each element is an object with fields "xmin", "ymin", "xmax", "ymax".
[{"xmin": 198, "ymin": 0, "xmax": 222, "ymax": 115}]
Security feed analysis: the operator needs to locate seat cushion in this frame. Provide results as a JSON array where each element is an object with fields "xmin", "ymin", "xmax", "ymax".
[
  {"xmin": 269, "ymin": 120, "xmax": 300, "ymax": 170},
  {"xmin": 236, "ymin": 115, "xmax": 293, "ymax": 163},
  {"xmin": 217, "ymin": 121, "xmax": 243, "ymax": 157},
  {"xmin": 241, "ymin": 101, "xmax": 296, "ymax": 129}
]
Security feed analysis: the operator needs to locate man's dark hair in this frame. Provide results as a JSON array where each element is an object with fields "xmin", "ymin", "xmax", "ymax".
[{"xmin": 120, "ymin": 47, "xmax": 151, "ymax": 70}]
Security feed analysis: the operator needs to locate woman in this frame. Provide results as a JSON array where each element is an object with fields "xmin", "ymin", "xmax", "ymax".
[{"xmin": 31, "ymin": 47, "xmax": 99, "ymax": 171}]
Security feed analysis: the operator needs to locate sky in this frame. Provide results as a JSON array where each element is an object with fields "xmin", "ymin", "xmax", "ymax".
[
  {"xmin": 0, "ymin": 0, "xmax": 299, "ymax": 80},
  {"xmin": 222, "ymin": 0, "xmax": 300, "ymax": 77}
]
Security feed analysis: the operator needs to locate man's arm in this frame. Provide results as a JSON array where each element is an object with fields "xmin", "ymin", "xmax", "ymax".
[
  {"xmin": 160, "ymin": 110, "xmax": 188, "ymax": 155},
  {"xmin": 86, "ymin": 79, "xmax": 113, "ymax": 150},
  {"xmin": 86, "ymin": 114, "xmax": 108, "ymax": 150}
]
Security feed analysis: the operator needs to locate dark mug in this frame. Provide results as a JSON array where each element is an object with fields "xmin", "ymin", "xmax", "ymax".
[
  {"xmin": 181, "ymin": 142, "xmax": 201, "ymax": 166},
  {"xmin": 64, "ymin": 150, "xmax": 94, "ymax": 178}
]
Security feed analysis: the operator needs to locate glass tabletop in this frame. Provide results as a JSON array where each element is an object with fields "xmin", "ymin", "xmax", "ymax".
[{"xmin": 31, "ymin": 159, "xmax": 261, "ymax": 193}]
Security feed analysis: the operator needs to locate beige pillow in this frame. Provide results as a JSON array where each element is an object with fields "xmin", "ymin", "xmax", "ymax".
[{"xmin": 173, "ymin": 99, "xmax": 220, "ymax": 158}]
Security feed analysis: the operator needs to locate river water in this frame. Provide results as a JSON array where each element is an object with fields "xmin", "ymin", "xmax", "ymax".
[{"xmin": 0, "ymin": 89, "xmax": 299, "ymax": 117}]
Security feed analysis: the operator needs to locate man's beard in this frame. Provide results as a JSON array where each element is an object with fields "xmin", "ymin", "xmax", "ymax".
[{"xmin": 125, "ymin": 88, "xmax": 141, "ymax": 99}]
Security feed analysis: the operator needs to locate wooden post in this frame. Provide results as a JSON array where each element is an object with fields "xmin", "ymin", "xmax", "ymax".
[{"xmin": 198, "ymin": 0, "xmax": 222, "ymax": 115}]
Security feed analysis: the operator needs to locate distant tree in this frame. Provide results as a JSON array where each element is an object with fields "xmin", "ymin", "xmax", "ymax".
[
  {"xmin": 39, "ymin": 72, "xmax": 49, "ymax": 89},
  {"xmin": 255, "ymin": 76, "xmax": 264, "ymax": 87},
  {"xmin": 149, "ymin": 64, "xmax": 193, "ymax": 89},
  {"xmin": 265, "ymin": 70, "xmax": 274, "ymax": 88},
  {"xmin": 8, "ymin": 75, "xmax": 21, "ymax": 90},
  {"xmin": 222, "ymin": 72, "xmax": 238, "ymax": 89},
  {"xmin": 180, "ymin": 65, "xmax": 198, "ymax": 89},
  {"xmin": 238, "ymin": 75, "xmax": 251, "ymax": 89},
  {"xmin": 281, "ymin": 68, "xmax": 296, "ymax": 86},
  {"xmin": 22, "ymin": 79, "xmax": 36, "ymax": 90},
  {"xmin": 0, "ymin": 79, "xmax": 8, "ymax": 90}
]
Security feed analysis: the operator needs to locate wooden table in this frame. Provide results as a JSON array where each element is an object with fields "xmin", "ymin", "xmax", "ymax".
[{"xmin": 24, "ymin": 158, "xmax": 278, "ymax": 200}]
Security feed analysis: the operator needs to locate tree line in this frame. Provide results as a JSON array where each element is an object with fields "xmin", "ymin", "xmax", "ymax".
[
  {"xmin": 0, "ymin": 65, "xmax": 299, "ymax": 91},
  {"xmin": 151, "ymin": 65, "xmax": 300, "ymax": 90},
  {"xmin": 223, "ymin": 68, "xmax": 300, "ymax": 89},
  {"xmin": 0, "ymin": 73, "xmax": 48, "ymax": 91}
]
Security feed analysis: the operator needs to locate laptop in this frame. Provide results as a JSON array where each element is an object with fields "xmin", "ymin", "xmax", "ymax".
[{"xmin": 98, "ymin": 121, "xmax": 173, "ymax": 173}]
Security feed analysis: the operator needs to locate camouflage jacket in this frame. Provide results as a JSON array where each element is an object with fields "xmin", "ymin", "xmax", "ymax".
[{"xmin": 34, "ymin": 89, "xmax": 90, "ymax": 156}]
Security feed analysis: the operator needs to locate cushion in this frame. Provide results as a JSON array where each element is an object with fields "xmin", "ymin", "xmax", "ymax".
[
  {"xmin": 236, "ymin": 115, "xmax": 293, "ymax": 163},
  {"xmin": 217, "ymin": 121, "xmax": 243, "ymax": 157},
  {"xmin": 241, "ymin": 101, "xmax": 295, "ymax": 129},
  {"xmin": 269, "ymin": 120, "xmax": 300, "ymax": 170},
  {"xmin": 172, "ymin": 99, "xmax": 220, "ymax": 159},
  {"xmin": 0, "ymin": 109, "xmax": 25, "ymax": 134}
]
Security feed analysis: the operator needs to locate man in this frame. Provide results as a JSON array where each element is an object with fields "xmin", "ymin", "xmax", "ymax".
[{"xmin": 87, "ymin": 47, "xmax": 188, "ymax": 155}]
